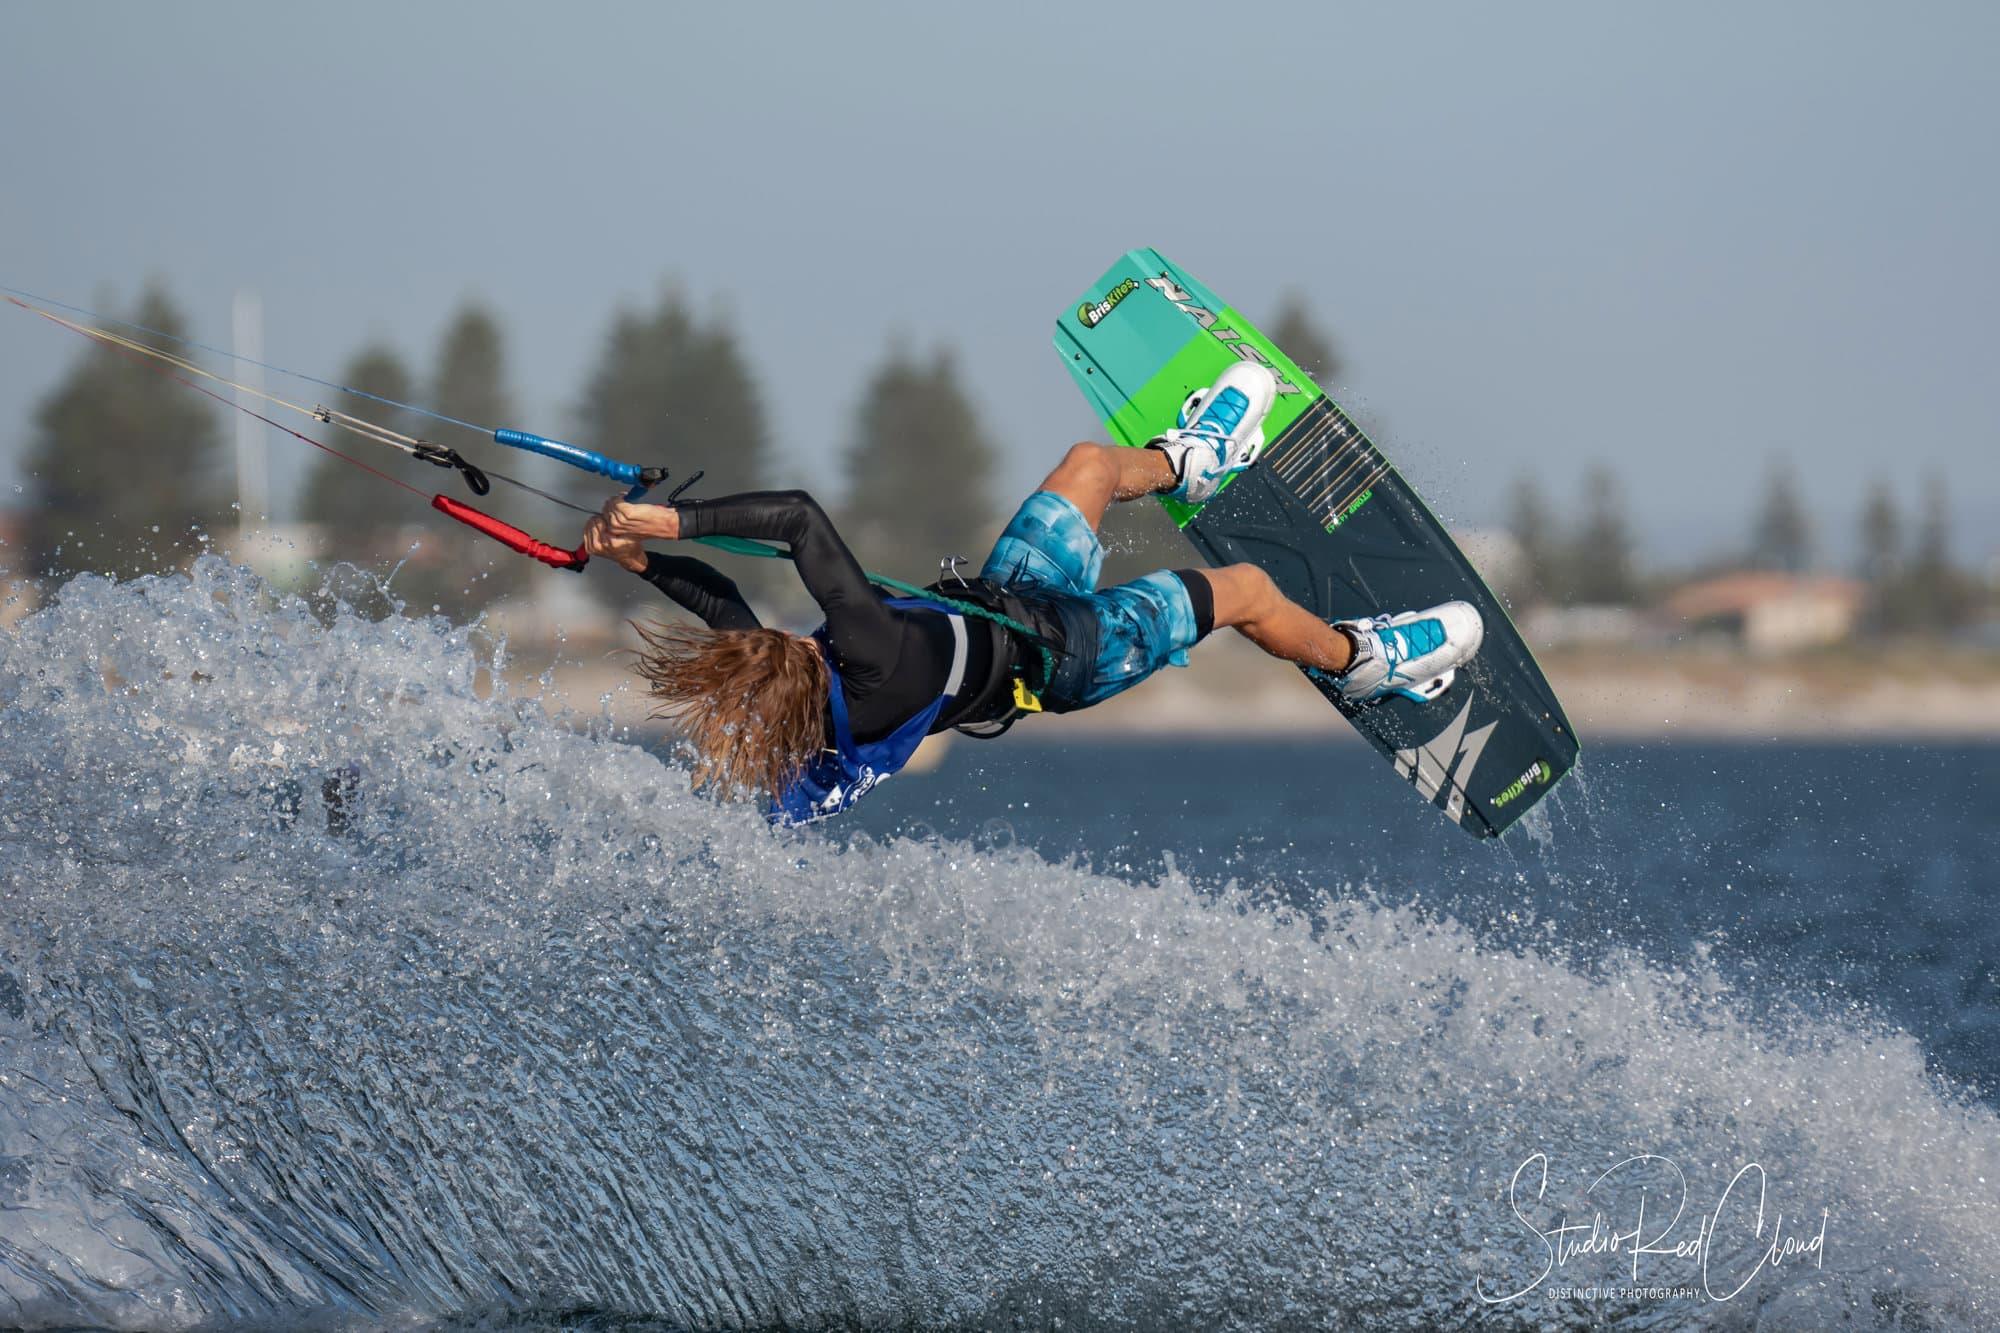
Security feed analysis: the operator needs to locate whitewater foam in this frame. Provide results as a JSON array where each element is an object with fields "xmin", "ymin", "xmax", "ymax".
[{"xmin": 0, "ymin": 560, "xmax": 1994, "ymax": 1329}]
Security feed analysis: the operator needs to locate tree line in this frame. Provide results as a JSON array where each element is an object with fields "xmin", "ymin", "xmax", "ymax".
[
  {"xmin": 13, "ymin": 283, "xmax": 1014, "ymax": 622},
  {"xmin": 13, "ymin": 283, "xmax": 1986, "ymax": 636},
  {"xmin": 1505, "ymin": 458, "xmax": 1983, "ymax": 631},
  {"xmin": 14, "ymin": 283, "xmax": 1352, "ymax": 624}
]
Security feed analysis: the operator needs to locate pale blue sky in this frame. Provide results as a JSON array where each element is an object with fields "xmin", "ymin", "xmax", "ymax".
[{"xmin": 3, "ymin": 1, "xmax": 1995, "ymax": 564}]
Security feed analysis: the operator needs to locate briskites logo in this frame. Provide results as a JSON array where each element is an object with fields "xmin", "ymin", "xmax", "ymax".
[
  {"xmin": 1144, "ymin": 275, "xmax": 1307, "ymax": 397},
  {"xmin": 1077, "ymin": 277, "xmax": 1141, "ymax": 329},
  {"xmin": 1491, "ymin": 759, "xmax": 1552, "ymax": 809}
]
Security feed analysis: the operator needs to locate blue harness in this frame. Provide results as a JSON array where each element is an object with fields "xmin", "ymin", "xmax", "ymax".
[{"xmin": 771, "ymin": 599, "xmax": 970, "ymax": 825}]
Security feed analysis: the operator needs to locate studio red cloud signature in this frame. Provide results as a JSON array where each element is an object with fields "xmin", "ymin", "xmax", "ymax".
[{"xmin": 1476, "ymin": 1152, "xmax": 1829, "ymax": 1305}]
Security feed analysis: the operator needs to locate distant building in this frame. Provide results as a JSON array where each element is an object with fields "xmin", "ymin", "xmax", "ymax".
[{"xmin": 1662, "ymin": 571, "xmax": 1864, "ymax": 653}]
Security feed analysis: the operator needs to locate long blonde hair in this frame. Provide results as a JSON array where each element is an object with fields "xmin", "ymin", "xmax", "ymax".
[{"xmin": 630, "ymin": 621, "xmax": 830, "ymax": 802}]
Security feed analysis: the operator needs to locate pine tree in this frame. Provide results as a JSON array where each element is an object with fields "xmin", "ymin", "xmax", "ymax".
[
  {"xmin": 1270, "ymin": 291, "xmax": 1388, "ymax": 441},
  {"xmin": 571, "ymin": 291, "xmax": 774, "ymax": 606},
  {"xmin": 1269, "ymin": 295, "xmax": 1341, "ymax": 387},
  {"xmin": 839, "ymin": 346, "xmax": 996, "ymax": 578},
  {"xmin": 1567, "ymin": 466, "xmax": 1639, "ymax": 605},
  {"xmin": 1506, "ymin": 474, "xmax": 1561, "ymax": 606},
  {"xmin": 1857, "ymin": 478, "xmax": 1901, "ymax": 586},
  {"xmin": 292, "ymin": 344, "xmax": 423, "ymax": 620},
  {"xmin": 572, "ymin": 307, "xmax": 647, "ymax": 491},
  {"xmin": 570, "ymin": 292, "xmax": 771, "ymax": 507},
  {"xmin": 418, "ymin": 302, "xmax": 532, "ymax": 613},
  {"xmin": 1911, "ymin": 473, "xmax": 1952, "ymax": 576},
  {"xmin": 20, "ymin": 284, "xmax": 229, "ymax": 580},
  {"xmin": 433, "ymin": 303, "xmax": 514, "ymax": 434},
  {"xmin": 1902, "ymin": 471, "xmax": 1973, "ymax": 632},
  {"xmin": 1749, "ymin": 455, "xmax": 1813, "ymax": 573},
  {"xmin": 681, "ymin": 319, "xmax": 772, "ymax": 500},
  {"xmin": 296, "ymin": 344, "xmax": 419, "ymax": 541}
]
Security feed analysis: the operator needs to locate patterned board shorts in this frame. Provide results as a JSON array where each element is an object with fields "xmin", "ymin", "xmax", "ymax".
[{"xmin": 979, "ymin": 491, "xmax": 1205, "ymax": 711}]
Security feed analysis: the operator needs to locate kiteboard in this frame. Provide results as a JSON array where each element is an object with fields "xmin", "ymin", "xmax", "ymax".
[{"xmin": 1054, "ymin": 249, "xmax": 1578, "ymax": 838}]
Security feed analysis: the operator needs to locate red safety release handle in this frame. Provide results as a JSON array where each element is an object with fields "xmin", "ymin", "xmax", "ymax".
[{"xmin": 431, "ymin": 494, "xmax": 588, "ymax": 571}]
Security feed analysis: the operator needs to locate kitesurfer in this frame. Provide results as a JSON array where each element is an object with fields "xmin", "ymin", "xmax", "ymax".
[{"xmin": 580, "ymin": 365, "xmax": 1484, "ymax": 822}]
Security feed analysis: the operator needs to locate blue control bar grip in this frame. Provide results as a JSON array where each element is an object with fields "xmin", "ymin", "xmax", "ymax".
[{"xmin": 493, "ymin": 428, "xmax": 643, "ymax": 487}]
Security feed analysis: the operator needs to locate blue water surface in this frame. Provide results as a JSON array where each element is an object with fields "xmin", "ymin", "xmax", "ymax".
[
  {"xmin": 4, "ymin": 565, "xmax": 1996, "ymax": 1330},
  {"xmin": 848, "ymin": 737, "xmax": 2000, "ymax": 1102}
]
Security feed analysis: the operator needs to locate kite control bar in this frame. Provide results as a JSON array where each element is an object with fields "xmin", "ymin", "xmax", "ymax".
[
  {"xmin": 426, "ymin": 428, "xmax": 675, "ymax": 571},
  {"xmin": 493, "ymin": 429, "xmax": 667, "ymax": 501},
  {"xmin": 432, "ymin": 495, "xmax": 588, "ymax": 570},
  {"xmin": 437, "ymin": 429, "xmax": 678, "ymax": 571}
]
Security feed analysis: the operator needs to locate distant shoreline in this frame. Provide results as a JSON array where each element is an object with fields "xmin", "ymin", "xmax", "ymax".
[
  {"xmin": 11, "ymin": 572, "xmax": 1995, "ymax": 743},
  {"xmin": 531, "ymin": 636, "xmax": 2000, "ymax": 743}
]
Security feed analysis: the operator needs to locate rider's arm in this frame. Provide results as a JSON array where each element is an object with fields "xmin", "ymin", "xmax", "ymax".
[
  {"xmin": 635, "ymin": 553, "xmax": 761, "ymax": 631},
  {"xmin": 672, "ymin": 491, "xmax": 899, "ymax": 684}
]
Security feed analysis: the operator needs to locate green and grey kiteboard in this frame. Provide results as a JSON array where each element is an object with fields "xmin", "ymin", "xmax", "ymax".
[{"xmin": 1055, "ymin": 249, "xmax": 1578, "ymax": 838}]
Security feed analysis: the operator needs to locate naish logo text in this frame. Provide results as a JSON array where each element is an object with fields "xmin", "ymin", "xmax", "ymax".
[
  {"xmin": 1392, "ymin": 696, "xmax": 1497, "ymax": 825},
  {"xmin": 1078, "ymin": 278, "xmax": 1140, "ymax": 328},
  {"xmin": 1144, "ymin": 275, "xmax": 1308, "ymax": 396},
  {"xmin": 1491, "ymin": 759, "xmax": 1552, "ymax": 809}
]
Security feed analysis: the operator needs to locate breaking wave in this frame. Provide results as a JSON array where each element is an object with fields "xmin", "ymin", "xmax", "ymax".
[{"xmin": 1, "ymin": 560, "xmax": 1995, "ymax": 1329}]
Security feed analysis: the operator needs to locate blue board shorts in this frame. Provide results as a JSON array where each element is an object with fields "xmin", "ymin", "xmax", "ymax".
[{"xmin": 980, "ymin": 491, "xmax": 1208, "ymax": 710}]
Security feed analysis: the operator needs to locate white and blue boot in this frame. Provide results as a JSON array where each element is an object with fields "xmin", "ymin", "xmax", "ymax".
[
  {"xmin": 1146, "ymin": 363, "xmax": 1278, "ymax": 504},
  {"xmin": 1332, "ymin": 602, "xmax": 1485, "ymax": 705}
]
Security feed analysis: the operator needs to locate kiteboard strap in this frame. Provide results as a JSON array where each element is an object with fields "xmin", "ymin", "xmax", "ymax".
[{"xmin": 431, "ymin": 494, "xmax": 588, "ymax": 571}]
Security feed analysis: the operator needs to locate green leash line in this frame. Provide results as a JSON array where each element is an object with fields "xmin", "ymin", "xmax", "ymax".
[{"xmin": 691, "ymin": 535, "xmax": 787, "ymax": 559}]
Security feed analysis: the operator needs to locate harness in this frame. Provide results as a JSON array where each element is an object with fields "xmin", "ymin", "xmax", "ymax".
[
  {"xmin": 770, "ymin": 597, "xmax": 973, "ymax": 825},
  {"xmin": 913, "ymin": 575, "xmax": 1097, "ymax": 738},
  {"xmin": 770, "ymin": 575, "xmax": 1099, "ymax": 823}
]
